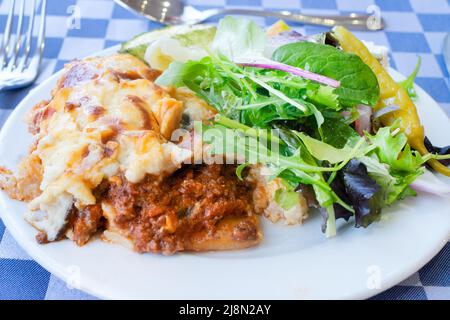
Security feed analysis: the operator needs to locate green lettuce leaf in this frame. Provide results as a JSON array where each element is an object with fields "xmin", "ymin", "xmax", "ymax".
[
  {"xmin": 307, "ymin": 85, "xmax": 339, "ymax": 110},
  {"xmin": 274, "ymin": 189, "xmax": 300, "ymax": 210},
  {"xmin": 358, "ymin": 155, "xmax": 420, "ymax": 206},
  {"xmin": 211, "ymin": 16, "xmax": 266, "ymax": 60},
  {"xmin": 398, "ymin": 56, "xmax": 421, "ymax": 100},
  {"xmin": 366, "ymin": 125, "xmax": 423, "ymax": 173},
  {"xmin": 362, "ymin": 124, "xmax": 424, "ymax": 207},
  {"xmin": 156, "ymin": 57, "xmax": 245, "ymax": 120},
  {"xmin": 296, "ymin": 132, "xmax": 362, "ymax": 164},
  {"xmin": 155, "ymin": 60, "xmax": 202, "ymax": 87}
]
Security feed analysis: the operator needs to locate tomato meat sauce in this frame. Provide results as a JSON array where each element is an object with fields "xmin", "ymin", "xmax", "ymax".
[{"xmin": 66, "ymin": 164, "xmax": 261, "ymax": 255}]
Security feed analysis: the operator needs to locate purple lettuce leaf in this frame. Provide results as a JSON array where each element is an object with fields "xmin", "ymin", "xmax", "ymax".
[
  {"xmin": 330, "ymin": 158, "xmax": 382, "ymax": 228},
  {"xmin": 424, "ymin": 137, "xmax": 450, "ymax": 167}
]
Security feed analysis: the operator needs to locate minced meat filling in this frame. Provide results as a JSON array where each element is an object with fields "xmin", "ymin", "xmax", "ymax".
[{"xmin": 69, "ymin": 164, "xmax": 259, "ymax": 254}]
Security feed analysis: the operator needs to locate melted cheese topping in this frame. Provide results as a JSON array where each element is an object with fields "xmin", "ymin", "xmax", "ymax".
[{"xmin": 27, "ymin": 54, "xmax": 191, "ymax": 239}]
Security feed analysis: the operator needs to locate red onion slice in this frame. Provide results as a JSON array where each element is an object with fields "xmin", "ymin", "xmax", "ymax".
[
  {"xmin": 410, "ymin": 169, "xmax": 450, "ymax": 196},
  {"xmin": 354, "ymin": 104, "xmax": 373, "ymax": 136},
  {"xmin": 238, "ymin": 60, "xmax": 340, "ymax": 88},
  {"xmin": 373, "ymin": 105, "xmax": 400, "ymax": 118}
]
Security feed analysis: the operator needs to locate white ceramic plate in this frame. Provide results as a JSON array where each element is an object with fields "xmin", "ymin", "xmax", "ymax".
[{"xmin": 0, "ymin": 46, "xmax": 449, "ymax": 300}]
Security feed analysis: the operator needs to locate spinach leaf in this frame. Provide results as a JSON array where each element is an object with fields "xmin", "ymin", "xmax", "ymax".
[
  {"xmin": 318, "ymin": 116, "xmax": 360, "ymax": 148},
  {"xmin": 272, "ymin": 41, "xmax": 380, "ymax": 107}
]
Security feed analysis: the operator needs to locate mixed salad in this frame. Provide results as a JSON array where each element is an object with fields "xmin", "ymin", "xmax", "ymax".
[{"xmin": 121, "ymin": 17, "xmax": 450, "ymax": 237}]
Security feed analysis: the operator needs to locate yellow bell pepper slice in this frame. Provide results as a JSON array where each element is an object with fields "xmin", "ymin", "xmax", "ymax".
[
  {"xmin": 333, "ymin": 26, "xmax": 450, "ymax": 177},
  {"xmin": 266, "ymin": 20, "xmax": 290, "ymax": 36}
]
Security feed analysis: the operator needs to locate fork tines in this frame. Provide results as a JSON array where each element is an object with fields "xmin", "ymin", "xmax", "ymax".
[{"xmin": 0, "ymin": 0, "xmax": 47, "ymax": 72}]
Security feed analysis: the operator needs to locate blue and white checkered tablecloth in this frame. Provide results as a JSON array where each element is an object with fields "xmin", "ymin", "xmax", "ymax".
[{"xmin": 0, "ymin": 0, "xmax": 449, "ymax": 300}]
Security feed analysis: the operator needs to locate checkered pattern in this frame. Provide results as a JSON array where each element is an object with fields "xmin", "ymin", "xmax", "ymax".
[{"xmin": 0, "ymin": 0, "xmax": 449, "ymax": 300}]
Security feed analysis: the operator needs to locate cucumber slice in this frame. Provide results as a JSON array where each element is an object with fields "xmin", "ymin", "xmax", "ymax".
[
  {"xmin": 120, "ymin": 25, "xmax": 216, "ymax": 62},
  {"xmin": 120, "ymin": 26, "xmax": 183, "ymax": 61}
]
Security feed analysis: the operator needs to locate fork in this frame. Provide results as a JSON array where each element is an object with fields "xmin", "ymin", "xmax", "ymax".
[{"xmin": 0, "ymin": 0, "xmax": 47, "ymax": 92}]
